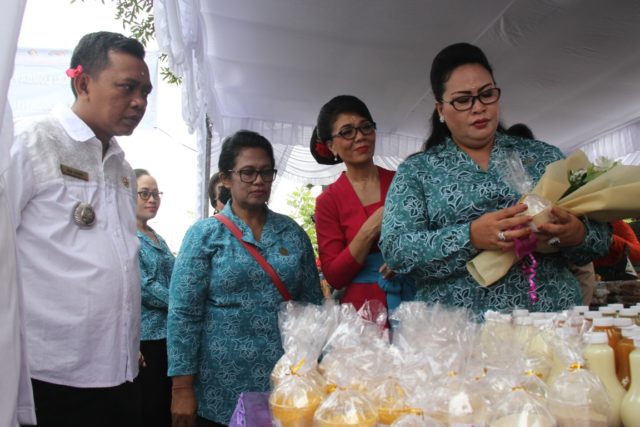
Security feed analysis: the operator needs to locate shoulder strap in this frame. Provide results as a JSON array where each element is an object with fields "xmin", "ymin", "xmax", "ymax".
[{"xmin": 214, "ymin": 214, "xmax": 292, "ymax": 301}]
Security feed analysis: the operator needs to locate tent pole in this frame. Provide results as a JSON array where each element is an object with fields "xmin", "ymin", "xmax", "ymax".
[{"xmin": 201, "ymin": 115, "xmax": 212, "ymax": 218}]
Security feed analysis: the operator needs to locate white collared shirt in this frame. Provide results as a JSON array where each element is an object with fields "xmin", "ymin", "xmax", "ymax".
[{"xmin": 7, "ymin": 105, "xmax": 141, "ymax": 388}]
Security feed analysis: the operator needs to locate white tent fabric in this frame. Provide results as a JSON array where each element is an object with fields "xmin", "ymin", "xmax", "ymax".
[
  {"xmin": 154, "ymin": 0, "xmax": 640, "ymax": 212},
  {"xmin": 1, "ymin": 0, "xmax": 37, "ymax": 425}
]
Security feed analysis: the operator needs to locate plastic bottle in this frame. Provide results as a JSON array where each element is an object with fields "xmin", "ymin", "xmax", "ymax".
[
  {"xmin": 608, "ymin": 303, "xmax": 625, "ymax": 313},
  {"xmin": 617, "ymin": 328, "xmax": 637, "ymax": 390},
  {"xmin": 573, "ymin": 305, "xmax": 590, "ymax": 316},
  {"xmin": 583, "ymin": 332, "xmax": 626, "ymax": 427},
  {"xmin": 513, "ymin": 316, "xmax": 535, "ymax": 351},
  {"xmin": 584, "ymin": 310, "xmax": 603, "ymax": 331},
  {"xmin": 620, "ymin": 338, "xmax": 640, "ymax": 427},
  {"xmin": 619, "ymin": 307, "xmax": 640, "ymax": 327},
  {"xmin": 592, "ymin": 317, "xmax": 620, "ymax": 349},
  {"xmin": 512, "ymin": 308, "xmax": 529, "ymax": 320}
]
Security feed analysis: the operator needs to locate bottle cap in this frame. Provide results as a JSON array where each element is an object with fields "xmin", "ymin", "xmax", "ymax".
[
  {"xmin": 512, "ymin": 309, "xmax": 530, "ymax": 317},
  {"xmin": 613, "ymin": 318, "xmax": 633, "ymax": 327},
  {"xmin": 619, "ymin": 308, "xmax": 639, "ymax": 317},
  {"xmin": 514, "ymin": 316, "xmax": 533, "ymax": 326},
  {"xmin": 599, "ymin": 306, "xmax": 617, "ymax": 315},
  {"xmin": 584, "ymin": 311, "xmax": 603, "ymax": 320},
  {"xmin": 533, "ymin": 319, "xmax": 552, "ymax": 328},
  {"xmin": 573, "ymin": 305, "xmax": 589, "ymax": 315},
  {"xmin": 593, "ymin": 317, "xmax": 614, "ymax": 327},
  {"xmin": 585, "ymin": 332, "xmax": 609, "ymax": 344}
]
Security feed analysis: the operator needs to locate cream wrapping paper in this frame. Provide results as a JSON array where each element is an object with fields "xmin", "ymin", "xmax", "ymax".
[{"xmin": 467, "ymin": 150, "xmax": 640, "ymax": 287}]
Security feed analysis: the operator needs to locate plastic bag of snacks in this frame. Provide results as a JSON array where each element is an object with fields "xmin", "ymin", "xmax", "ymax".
[
  {"xmin": 318, "ymin": 301, "xmax": 391, "ymax": 393},
  {"xmin": 546, "ymin": 351, "xmax": 611, "ymax": 427},
  {"xmin": 368, "ymin": 377, "xmax": 422, "ymax": 425},
  {"xmin": 427, "ymin": 370, "xmax": 490, "ymax": 426},
  {"xmin": 488, "ymin": 387, "xmax": 556, "ymax": 427},
  {"xmin": 271, "ymin": 301, "xmax": 339, "ymax": 388},
  {"xmin": 391, "ymin": 414, "xmax": 444, "ymax": 427},
  {"xmin": 270, "ymin": 301, "xmax": 339, "ymax": 427},
  {"xmin": 312, "ymin": 387, "xmax": 378, "ymax": 427},
  {"xmin": 270, "ymin": 374, "xmax": 324, "ymax": 427}
]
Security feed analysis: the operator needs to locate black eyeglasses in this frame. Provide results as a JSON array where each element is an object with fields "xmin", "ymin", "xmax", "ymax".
[
  {"xmin": 442, "ymin": 87, "xmax": 501, "ymax": 112},
  {"xmin": 331, "ymin": 121, "xmax": 376, "ymax": 140},
  {"xmin": 138, "ymin": 190, "xmax": 163, "ymax": 200},
  {"xmin": 228, "ymin": 168, "xmax": 277, "ymax": 183}
]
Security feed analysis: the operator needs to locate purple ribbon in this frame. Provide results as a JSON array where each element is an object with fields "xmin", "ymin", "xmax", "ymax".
[{"xmin": 511, "ymin": 226, "xmax": 539, "ymax": 303}]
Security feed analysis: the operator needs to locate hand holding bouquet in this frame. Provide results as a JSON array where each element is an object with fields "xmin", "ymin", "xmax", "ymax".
[{"xmin": 467, "ymin": 150, "xmax": 640, "ymax": 288}]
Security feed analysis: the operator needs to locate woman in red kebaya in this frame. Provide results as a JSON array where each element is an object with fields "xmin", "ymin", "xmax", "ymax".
[{"xmin": 311, "ymin": 95, "xmax": 413, "ymax": 312}]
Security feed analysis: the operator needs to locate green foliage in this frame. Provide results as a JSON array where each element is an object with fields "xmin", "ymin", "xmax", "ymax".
[
  {"xmin": 286, "ymin": 184, "xmax": 318, "ymax": 256},
  {"xmin": 565, "ymin": 157, "xmax": 619, "ymax": 197},
  {"xmin": 71, "ymin": 0, "xmax": 182, "ymax": 84}
]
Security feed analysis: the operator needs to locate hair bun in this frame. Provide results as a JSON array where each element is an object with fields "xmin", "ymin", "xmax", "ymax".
[{"xmin": 310, "ymin": 127, "xmax": 342, "ymax": 165}]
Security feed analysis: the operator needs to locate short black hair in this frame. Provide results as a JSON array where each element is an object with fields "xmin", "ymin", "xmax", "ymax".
[
  {"xmin": 133, "ymin": 168, "xmax": 150, "ymax": 178},
  {"xmin": 506, "ymin": 123, "xmax": 535, "ymax": 139},
  {"xmin": 69, "ymin": 31, "xmax": 146, "ymax": 98},
  {"xmin": 218, "ymin": 130, "xmax": 275, "ymax": 176},
  {"xmin": 218, "ymin": 186, "xmax": 231, "ymax": 205},
  {"xmin": 207, "ymin": 172, "xmax": 222, "ymax": 209},
  {"xmin": 311, "ymin": 95, "xmax": 374, "ymax": 165}
]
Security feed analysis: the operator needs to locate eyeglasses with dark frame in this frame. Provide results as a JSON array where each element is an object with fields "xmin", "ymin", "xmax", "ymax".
[
  {"xmin": 442, "ymin": 87, "xmax": 501, "ymax": 112},
  {"xmin": 331, "ymin": 121, "xmax": 377, "ymax": 140},
  {"xmin": 137, "ymin": 190, "xmax": 163, "ymax": 200},
  {"xmin": 228, "ymin": 168, "xmax": 278, "ymax": 183}
]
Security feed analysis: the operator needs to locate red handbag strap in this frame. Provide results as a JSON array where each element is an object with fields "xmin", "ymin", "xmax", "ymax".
[{"xmin": 214, "ymin": 214, "xmax": 292, "ymax": 301}]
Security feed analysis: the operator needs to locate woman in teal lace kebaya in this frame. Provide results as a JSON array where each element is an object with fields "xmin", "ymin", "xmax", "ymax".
[
  {"xmin": 167, "ymin": 131, "xmax": 323, "ymax": 426},
  {"xmin": 135, "ymin": 168, "xmax": 174, "ymax": 427},
  {"xmin": 380, "ymin": 43, "xmax": 611, "ymax": 318}
]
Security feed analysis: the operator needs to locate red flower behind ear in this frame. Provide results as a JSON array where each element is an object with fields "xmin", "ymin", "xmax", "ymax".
[
  {"xmin": 315, "ymin": 140, "xmax": 331, "ymax": 158},
  {"xmin": 66, "ymin": 64, "xmax": 84, "ymax": 78}
]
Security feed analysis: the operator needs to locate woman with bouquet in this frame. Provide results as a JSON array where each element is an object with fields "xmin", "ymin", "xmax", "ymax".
[{"xmin": 380, "ymin": 42, "xmax": 611, "ymax": 317}]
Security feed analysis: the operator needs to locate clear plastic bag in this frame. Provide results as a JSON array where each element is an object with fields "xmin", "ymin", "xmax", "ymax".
[
  {"xmin": 312, "ymin": 388, "xmax": 377, "ymax": 427},
  {"xmin": 496, "ymin": 150, "xmax": 553, "ymax": 231},
  {"xmin": 547, "ymin": 363, "xmax": 611, "ymax": 427},
  {"xmin": 391, "ymin": 414, "xmax": 444, "ymax": 427},
  {"xmin": 488, "ymin": 387, "xmax": 556, "ymax": 427},
  {"xmin": 270, "ymin": 301, "xmax": 339, "ymax": 426},
  {"xmin": 270, "ymin": 374, "xmax": 324, "ymax": 427}
]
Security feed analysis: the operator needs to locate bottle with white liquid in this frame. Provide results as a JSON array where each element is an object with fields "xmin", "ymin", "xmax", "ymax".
[
  {"xmin": 621, "ymin": 338, "xmax": 640, "ymax": 427},
  {"xmin": 583, "ymin": 332, "xmax": 626, "ymax": 427}
]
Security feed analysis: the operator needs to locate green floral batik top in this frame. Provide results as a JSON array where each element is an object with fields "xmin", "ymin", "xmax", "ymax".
[{"xmin": 380, "ymin": 133, "xmax": 611, "ymax": 319}]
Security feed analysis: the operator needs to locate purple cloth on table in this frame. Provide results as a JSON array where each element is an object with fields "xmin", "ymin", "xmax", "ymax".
[{"xmin": 228, "ymin": 392, "xmax": 272, "ymax": 427}]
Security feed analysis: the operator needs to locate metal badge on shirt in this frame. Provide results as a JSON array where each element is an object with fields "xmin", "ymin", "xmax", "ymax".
[
  {"xmin": 60, "ymin": 165, "xmax": 96, "ymax": 228},
  {"xmin": 73, "ymin": 202, "xmax": 96, "ymax": 228}
]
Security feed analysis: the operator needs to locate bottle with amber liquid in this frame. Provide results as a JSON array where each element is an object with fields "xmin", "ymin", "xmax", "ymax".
[
  {"xmin": 616, "ymin": 327, "xmax": 637, "ymax": 390},
  {"xmin": 591, "ymin": 317, "xmax": 620, "ymax": 349}
]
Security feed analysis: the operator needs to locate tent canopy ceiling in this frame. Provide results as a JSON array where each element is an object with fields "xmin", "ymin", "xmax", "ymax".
[{"xmin": 155, "ymin": 0, "xmax": 640, "ymax": 182}]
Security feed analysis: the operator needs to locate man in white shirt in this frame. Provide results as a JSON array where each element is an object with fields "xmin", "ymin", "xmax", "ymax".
[{"xmin": 6, "ymin": 31, "xmax": 152, "ymax": 427}]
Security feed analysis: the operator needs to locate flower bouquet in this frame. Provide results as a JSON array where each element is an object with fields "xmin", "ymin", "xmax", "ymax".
[{"xmin": 467, "ymin": 150, "xmax": 640, "ymax": 288}]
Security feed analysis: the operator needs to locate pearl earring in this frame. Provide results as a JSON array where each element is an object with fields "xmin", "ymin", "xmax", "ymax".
[{"xmin": 439, "ymin": 116, "xmax": 445, "ymax": 123}]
